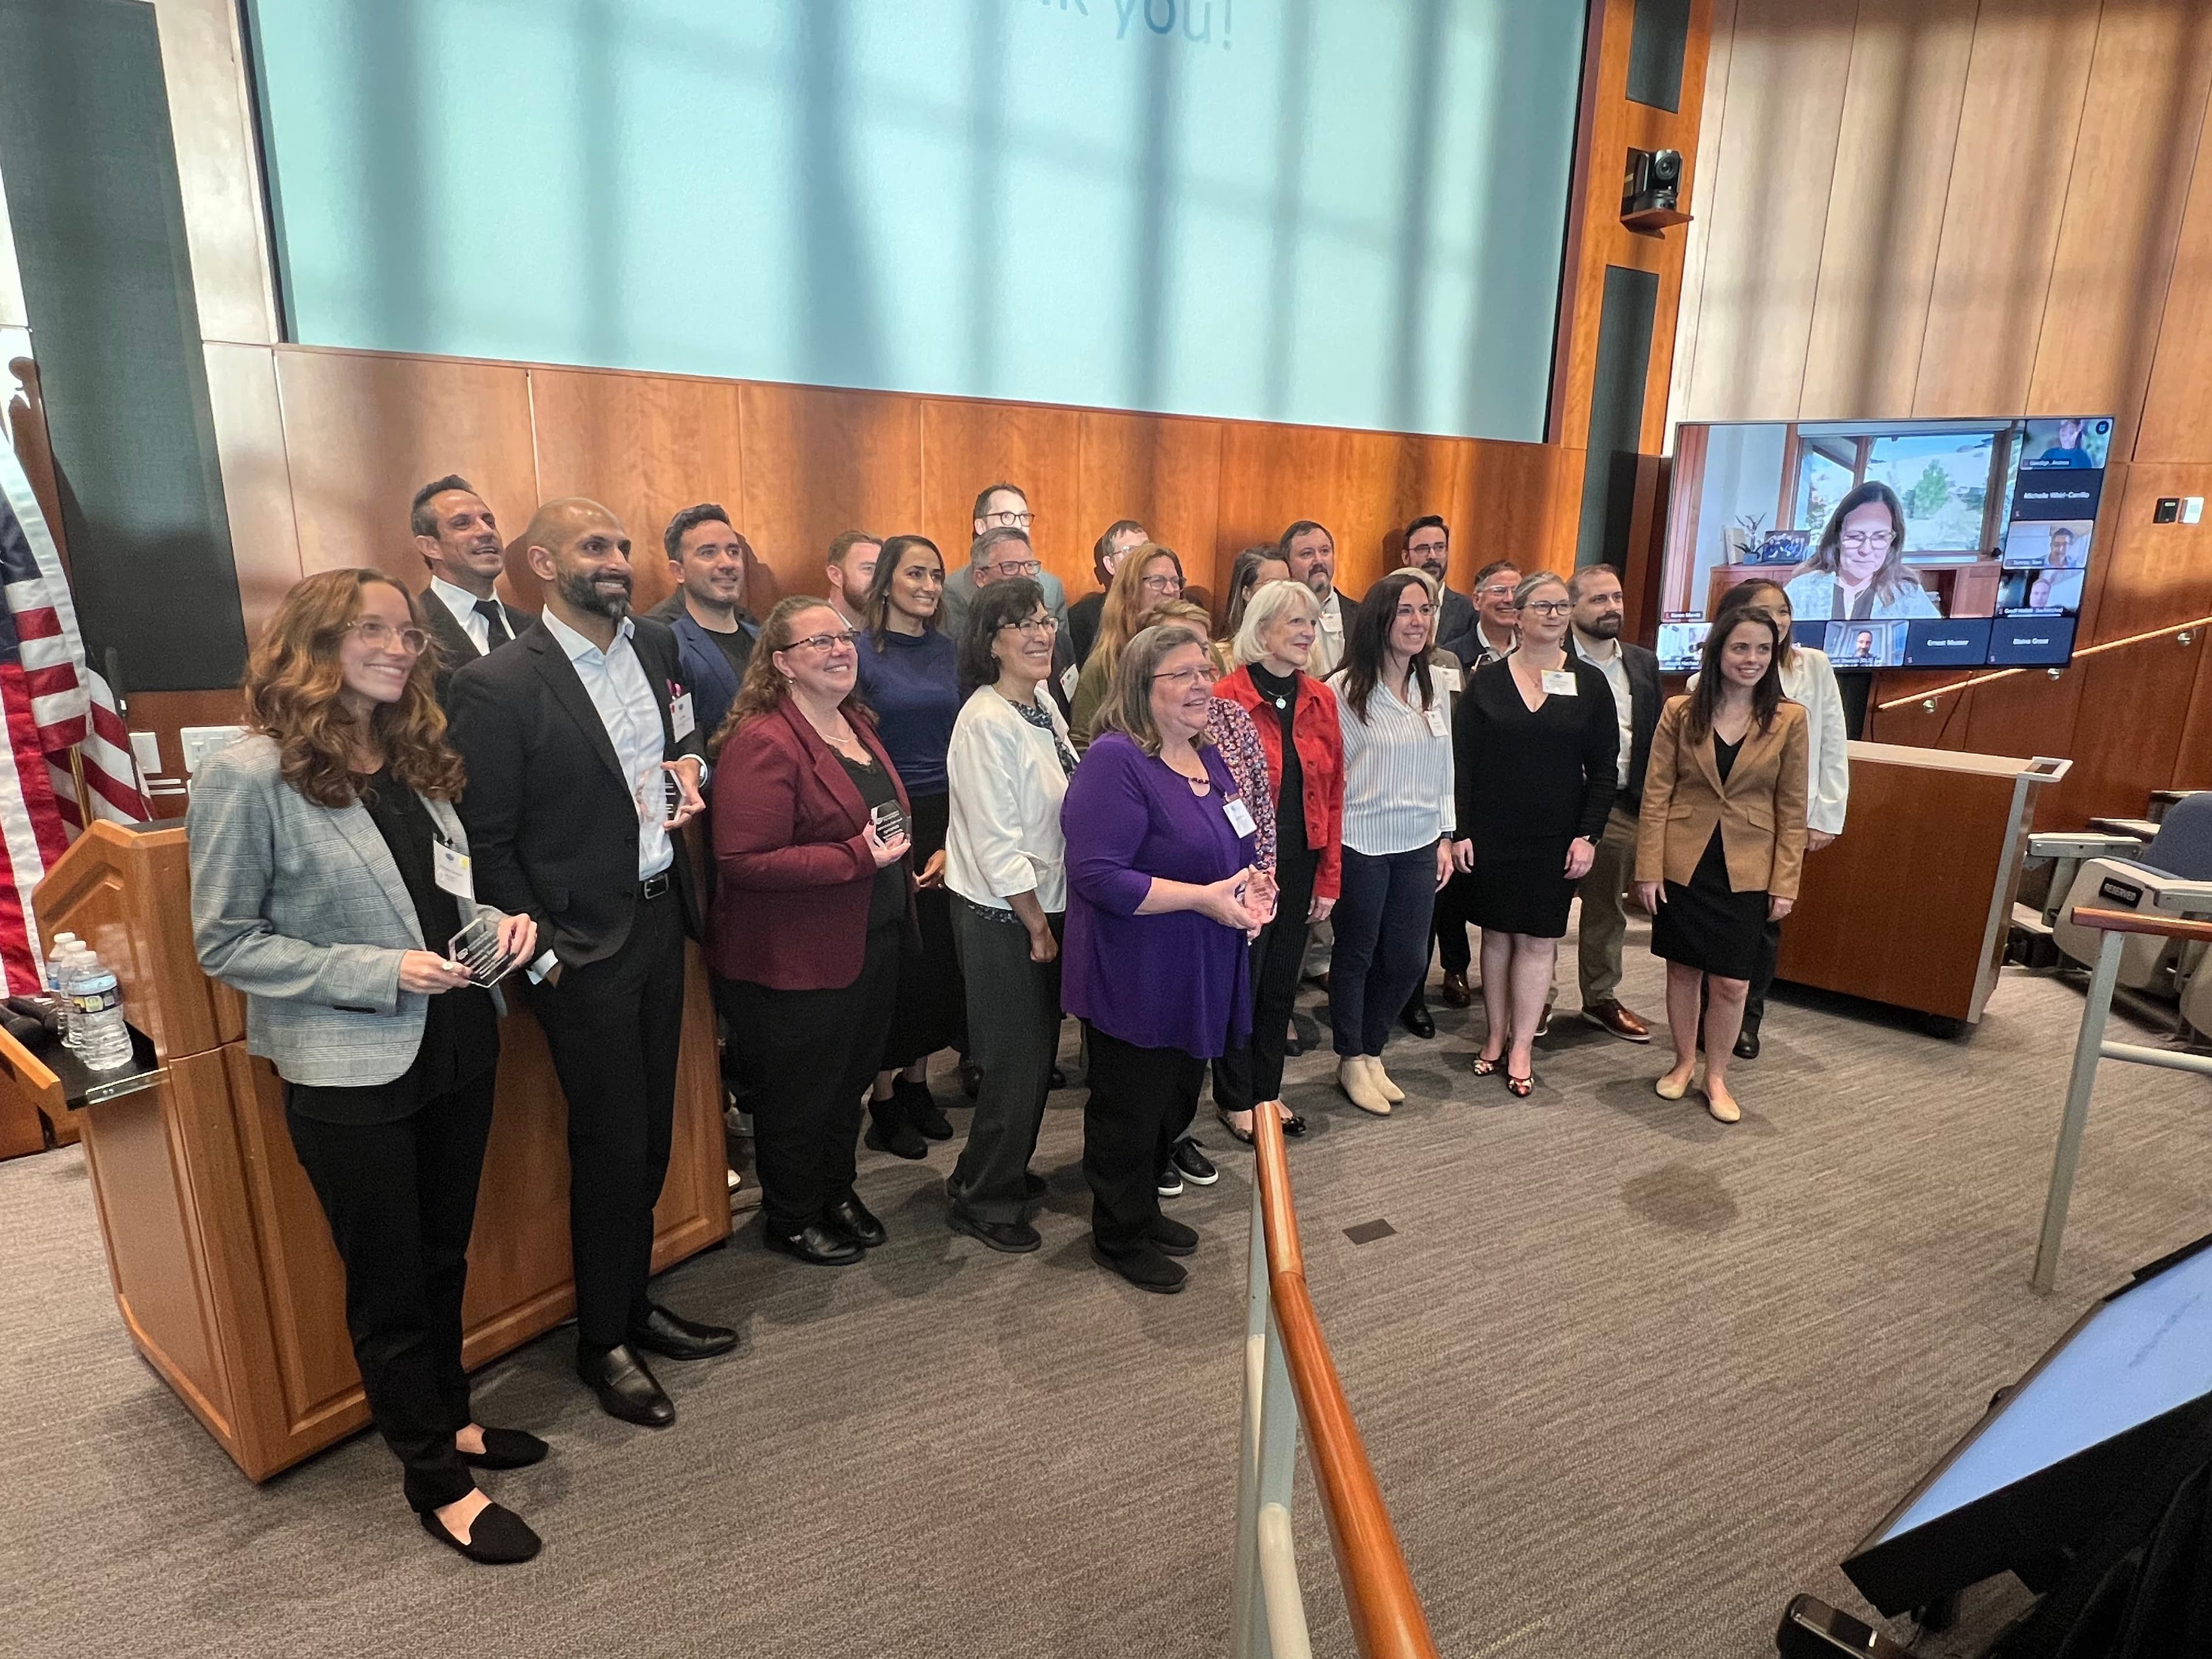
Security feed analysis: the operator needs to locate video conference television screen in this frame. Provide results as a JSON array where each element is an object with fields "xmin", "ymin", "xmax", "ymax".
[{"xmin": 1656, "ymin": 415, "xmax": 2113, "ymax": 674}]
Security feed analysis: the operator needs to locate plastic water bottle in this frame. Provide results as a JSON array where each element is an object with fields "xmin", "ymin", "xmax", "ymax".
[
  {"xmin": 44, "ymin": 933, "xmax": 78, "ymax": 1047},
  {"xmin": 66, "ymin": 949, "xmax": 132, "ymax": 1071}
]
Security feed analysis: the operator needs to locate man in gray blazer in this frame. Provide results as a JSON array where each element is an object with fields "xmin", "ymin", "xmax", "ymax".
[{"xmin": 940, "ymin": 482, "xmax": 1069, "ymax": 643}]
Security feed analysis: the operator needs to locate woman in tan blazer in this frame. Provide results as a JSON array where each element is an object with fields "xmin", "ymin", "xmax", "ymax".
[{"xmin": 1634, "ymin": 605, "xmax": 1808, "ymax": 1123}]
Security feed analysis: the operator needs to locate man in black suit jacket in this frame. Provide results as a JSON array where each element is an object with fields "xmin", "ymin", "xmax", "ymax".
[
  {"xmin": 1403, "ymin": 515, "xmax": 1477, "ymax": 657},
  {"xmin": 447, "ymin": 497, "xmax": 732, "ymax": 1431},
  {"xmin": 1567, "ymin": 564, "xmax": 1664, "ymax": 1043},
  {"xmin": 410, "ymin": 474, "xmax": 531, "ymax": 703}
]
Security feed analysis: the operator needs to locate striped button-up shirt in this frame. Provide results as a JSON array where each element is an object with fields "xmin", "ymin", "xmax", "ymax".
[{"xmin": 1332, "ymin": 668, "xmax": 1455, "ymax": 857}]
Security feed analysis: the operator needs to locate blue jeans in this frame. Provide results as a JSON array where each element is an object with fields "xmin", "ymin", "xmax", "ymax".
[{"xmin": 1329, "ymin": 842, "xmax": 1439, "ymax": 1057}]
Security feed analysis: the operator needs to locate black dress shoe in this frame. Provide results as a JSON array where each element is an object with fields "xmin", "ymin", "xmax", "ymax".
[
  {"xmin": 895, "ymin": 1076, "xmax": 953, "ymax": 1139},
  {"xmin": 576, "ymin": 1343, "xmax": 675, "ymax": 1429},
  {"xmin": 949, "ymin": 1209, "xmax": 1042, "ymax": 1253},
  {"xmin": 1147, "ymin": 1214, "xmax": 1199, "ymax": 1256},
  {"xmin": 864, "ymin": 1116, "xmax": 929, "ymax": 1160},
  {"xmin": 1090, "ymin": 1238, "xmax": 1187, "ymax": 1293},
  {"xmin": 764, "ymin": 1221, "xmax": 862, "ymax": 1266},
  {"xmin": 1733, "ymin": 1024, "xmax": 1762, "ymax": 1060},
  {"xmin": 1281, "ymin": 1113, "xmax": 1308, "ymax": 1138},
  {"xmin": 825, "ymin": 1195, "xmax": 887, "ymax": 1248},
  {"xmin": 1401, "ymin": 998, "xmax": 1435, "ymax": 1039},
  {"xmin": 960, "ymin": 1059, "xmax": 983, "ymax": 1098},
  {"xmin": 421, "ymin": 1499, "xmax": 541, "ymax": 1565},
  {"xmin": 628, "ymin": 1302, "xmax": 737, "ymax": 1361},
  {"xmin": 461, "ymin": 1426, "xmax": 548, "ymax": 1469}
]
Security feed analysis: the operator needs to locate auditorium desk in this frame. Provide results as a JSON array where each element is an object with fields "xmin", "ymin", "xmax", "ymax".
[
  {"xmin": 1775, "ymin": 743, "xmax": 2067, "ymax": 1032},
  {"xmin": 5, "ymin": 821, "xmax": 729, "ymax": 1480}
]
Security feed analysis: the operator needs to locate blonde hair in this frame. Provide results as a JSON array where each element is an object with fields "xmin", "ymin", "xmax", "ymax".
[{"xmin": 1231, "ymin": 579, "xmax": 1319, "ymax": 666}]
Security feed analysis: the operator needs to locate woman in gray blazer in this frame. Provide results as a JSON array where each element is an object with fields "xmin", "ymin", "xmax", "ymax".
[{"xmin": 188, "ymin": 569, "xmax": 540, "ymax": 1565}]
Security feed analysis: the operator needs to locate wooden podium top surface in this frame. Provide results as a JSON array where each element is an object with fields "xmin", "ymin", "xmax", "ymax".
[{"xmin": 1844, "ymin": 741, "xmax": 2051, "ymax": 780}]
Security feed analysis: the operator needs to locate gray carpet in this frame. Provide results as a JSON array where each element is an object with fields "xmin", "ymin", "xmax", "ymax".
[{"xmin": 2, "ymin": 923, "xmax": 2208, "ymax": 1659}]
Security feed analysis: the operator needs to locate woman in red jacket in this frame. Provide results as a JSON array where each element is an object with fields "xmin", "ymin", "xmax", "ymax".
[
  {"xmin": 1211, "ymin": 579, "xmax": 1344, "ymax": 1142},
  {"xmin": 710, "ymin": 597, "xmax": 915, "ymax": 1267}
]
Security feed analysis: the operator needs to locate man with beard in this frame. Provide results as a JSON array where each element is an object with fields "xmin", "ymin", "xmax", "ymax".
[
  {"xmin": 410, "ymin": 475, "xmax": 529, "ymax": 703},
  {"xmin": 1279, "ymin": 519, "xmax": 1354, "ymax": 677},
  {"xmin": 1566, "ymin": 563, "xmax": 1661, "ymax": 1042},
  {"xmin": 823, "ymin": 529, "xmax": 881, "ymax": 632},
  {"xmin": 448, "ymin": 497, "xmax": 733, "ymax": 1432},
  {"xmin": 1403, "ymin": 515, "xmax": 1475, "ymax": 655},
  {"xmin": 656, "ymin": 503, "xmax": 754, "ymax": 740}
]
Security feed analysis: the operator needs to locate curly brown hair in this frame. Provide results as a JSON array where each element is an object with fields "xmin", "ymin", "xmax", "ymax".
[
  {"xmin": 712, "ymin": 594, "xmax": 874, "ymax": 755},
  {"xmin": 243, "ymin": 569, "xmax": 465, "ymax": 808}
]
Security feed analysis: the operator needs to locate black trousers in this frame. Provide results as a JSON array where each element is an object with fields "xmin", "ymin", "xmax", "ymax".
[
  {"xmin": 1213, "ymin": 846, "xmax": 1317, "ymax": 1112},
  {"xmin": 1431, "ymin": 866, "xmax": 1477, "ymax": 980},
  {"xmin": 948, "ymin": 902, "xmax": 1063, "ymax": 1225},
  {"xmin": 1083, "ymin": 1025, "xmax": 1203, "ymax": 1256},
  {"xmin": 1330, "ymin": 843, "xmax": 1440, "ymax": 1057},
  {"xmin": 285, "ymin": 1070, "xmax": 497, "ymax": 1513},
  {"xmin": 1745, "ymin": 914, "xmax": 1783, "ymax": 1024},
  {"xmin": 529, "ymin": 888, "xmax": 687, "ymax": 1350},
  {"xmin": 721, "ymin": 919, "xmax": 903, "ymax": 1236}
]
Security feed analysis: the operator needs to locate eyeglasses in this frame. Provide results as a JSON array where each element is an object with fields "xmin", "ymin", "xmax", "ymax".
[
  {"xmin": 1140, "ymin": 573, "xmax": 1185, "ymax": 593},
  {"xmin": 1406, "ymin": 541, "xmax": 1448, "ymax": 559},
  {"xmin": 999, "ymin": 615, "xmax": 1059, "ymax": 638},
  {"xmin": 1151, "ymin": 665, "xmax": 1211, "ymax": 688},
  {"xmin": 980, "ymin": 510, "xmax": 1036, "ymax": 529},
  {"xmin": 1838, "ymin": 531, "xmax": 1895, "ymax": 551},
  {"xmin": 986, "ymin": 558, "xmax": 1043, "ymax": 579},
  {"xmin": 788, "ymin": 628, "xmax": 860, "ymax": 653},
  {"xmin": 1522, "ymin": 600, "xmax": 1572, "ymax": 617},
  {"xmin": 347, "ymin": 620, "xmax": 430, "ymax": 655},
  {"xmin": 1476, "ymin": 583, "xmax": 1518, "ymax": 600}
]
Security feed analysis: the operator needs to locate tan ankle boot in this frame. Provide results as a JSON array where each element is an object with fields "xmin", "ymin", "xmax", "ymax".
[
  {"xmin": 1368, "ymin": 1056, "xmax": 1405, "ymax": 1103},
  {"xmin": 1338, "ymin": 1056, "xmax": 1392, "ymax": 1116}
]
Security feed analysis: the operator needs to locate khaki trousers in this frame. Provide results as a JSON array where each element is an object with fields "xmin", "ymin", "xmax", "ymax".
[{"xmin": 1574, "ymin": 803, "xmax": 1642, "ymax": 1005}]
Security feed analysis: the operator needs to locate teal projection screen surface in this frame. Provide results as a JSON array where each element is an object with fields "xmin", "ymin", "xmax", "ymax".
[{"xmin": 246, "ymin": 1, "xmax": 1584, "ymax": 442}]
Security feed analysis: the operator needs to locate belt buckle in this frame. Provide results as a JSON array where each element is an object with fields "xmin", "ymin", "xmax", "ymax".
[{"xmin": 641, "ymin": 872, "xmax": 671, "ymax": 899}]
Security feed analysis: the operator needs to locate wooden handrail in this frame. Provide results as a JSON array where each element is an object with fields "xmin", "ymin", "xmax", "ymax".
[
  {"xmin": 2067, "ymin": 904, "xmax": 2212, "ymax": 944},
  {"xmin": 1876, "ymin": 612, "xmax": 2212, "ymax": 710},
  {"xmin": 1251, "ymin": 1107, "xmax": 1440, "ymax": 1659}
]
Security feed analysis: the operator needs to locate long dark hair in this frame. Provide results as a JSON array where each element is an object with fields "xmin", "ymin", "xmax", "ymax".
[
  {"xmin": 1337, "ymin": 571, "xmax": 1435, "ymax": 723},
  {"xmin": 1686, "ymin": 604, "xmax": 1783, "ymax": 742},
  {"xmin": 1797, "ymin": 481, "xmax": 1917, "ymax": 602},
  {"xmin": 863, "ymin": 534, "xmax": 945, "ymax": 647}
]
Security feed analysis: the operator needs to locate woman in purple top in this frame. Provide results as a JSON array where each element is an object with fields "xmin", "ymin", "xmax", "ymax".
[{"xmin": 1062, "ymin": 624, "xmax": 1273, "ymax": 1294}]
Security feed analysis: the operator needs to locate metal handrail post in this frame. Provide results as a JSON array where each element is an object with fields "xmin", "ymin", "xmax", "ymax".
[
  {"xmin": 2033, "ymin": 927, "xmax": 2124, "ymax": 1292},
  {"xmin": 1234, "ymin": 1178, "xmax": 1270, "ymax": 1657}
]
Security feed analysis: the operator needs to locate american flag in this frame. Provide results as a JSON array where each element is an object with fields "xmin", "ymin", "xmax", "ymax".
[{"xmin": 0, "ymin": 444, "xmax": 150, "ymax": 993}]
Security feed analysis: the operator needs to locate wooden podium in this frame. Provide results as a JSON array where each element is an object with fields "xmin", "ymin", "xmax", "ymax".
[
  {"xmin": 18, "ymin": 820, "xmax": 730, "ymax": 1480},
  {"xmin": 1775, "ymin": 743, "xmax": 2069, "ymax": 1031}
]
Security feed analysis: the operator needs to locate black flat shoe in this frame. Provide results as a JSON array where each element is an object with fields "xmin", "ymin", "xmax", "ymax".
[
  {"xmin": 1147, "ymin": 1215, "xmax": 1199, "ymax": 1256},
  {"xmin": 864, "ymin": 1118, "xmax": 929, "ymax": 1160},
  {"xmin": 1089, "ymin": 1239, "xmax": 1186, "ymax": 1293},
  {"xmin": 628, "ymin": 1302, "xmax": 737, "ymax": 1361},
  {"xmin": 1733, "ymin": 1025, "xmax": 1762, "ymax": 1060},
  {"xmin": 1281, "ymin": 1114, "xmax": 1307, "ymax": 1138},
  {"xmin": 575, "ymin": 1343, "xmax": 675, "ymax": 1429},
  {"xmin": 960, "ymin": 1059, "xmax": 983, "ymax": 1098},
  {"xmin": 460, "ymin": 1426, "xmax": 548, "ymax": 1469},
  {"xmin": 764, "ymin": 1222, "xmax": 862, "ymax": 1266},
  {"xmin": 949, "ymin": 1209, "xmax": 1042, "ymax": 1253},
  {"xmin": 1400, "ymin": 999, "xmax": 1435, "ymax": 1039},
  {"xmin": 825, "ymin": 1195, "xmax": 887, "ymax": 1248},
  {"xmin": 895, "ymin": 1076, "xmax": 954, "ymax": 1139},
  {"xmin": 421, "ymin": 1500, "xmax": 541, "ymax": 1565}
]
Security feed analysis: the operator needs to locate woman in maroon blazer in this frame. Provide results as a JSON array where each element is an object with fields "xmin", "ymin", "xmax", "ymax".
[{"xmin": 710, "ymin": 596, "xmax": 915, "ymax": 1266}]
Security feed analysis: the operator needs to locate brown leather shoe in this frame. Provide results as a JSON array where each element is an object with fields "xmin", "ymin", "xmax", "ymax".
[
  {"xmin": 1582, "ymin": 999, "xmax": 1651, "ymax": 1042},
  {"xmin": 1439, "ymin": 972, "xmax": 1472, "ymax": 1007}
]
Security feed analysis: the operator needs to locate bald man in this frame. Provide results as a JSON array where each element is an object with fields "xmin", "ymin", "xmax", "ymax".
[{"xmin": 447, "ymin": 497, "xmax": 731, "ymax": 1432}]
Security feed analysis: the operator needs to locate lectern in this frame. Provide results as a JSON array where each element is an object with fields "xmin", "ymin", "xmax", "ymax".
[{"xmin": 14, "ymin": 820, "xmax": 730, "ymax": 1480}]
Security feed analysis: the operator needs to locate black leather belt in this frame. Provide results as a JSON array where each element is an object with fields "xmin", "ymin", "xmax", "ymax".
[{"xmin": 640, "ymin": 872, "xmax": 672, "ymax": 899}]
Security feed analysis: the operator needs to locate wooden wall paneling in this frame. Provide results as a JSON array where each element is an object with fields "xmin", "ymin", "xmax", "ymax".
[
  {"xmin": 2134, "ymin": 60, "xmax": 2212, "ymax": 464},
  {"xmin": 1865, "ymin": 677, "xmax": 1976, "ymax": 750},
  {"xmin": 1797, "ymin": 0, "xmax": 1979, "ymax": 420},
  {"xmin": 2027, "ymin": 1, "xmax": 2212, "ymax": 427},
  {"xmin": 737, "ymin": 382, "xmax": 923, "ymax": 617},
  {"xmin": 2168, "ymin": 623, "xmax": 2212, "ymax": 789},
  {"xmin": 1072, "ymin": 411, "xmax": 1224, "ymax": 597},
  {"xmin": 1677, "ymin": 0, "xmax": 1857, "ymax": 425},
  {"xmin": 274, "ymin": 348, "xmax": 539, "ymax": 602},
  {"xmin": 1911, "ymin": 1, "xmax": 2103, "ymax": 418},
  {"xmin": 528, "ymin": 368, "xmax": 745, "ymax": 620},
  {"xmin": 1665, "ymin": 0, "xmax": 1740, "ymax": 443},
  {"xmin": 2038, "ymin": 628, "xmax": 2205, "ymax": 823},
  {"xmin": 200, "ymin": 344, "xmax": 302, "ymax": 644},
  {"xmin": 918, "ymin": 399, "xmax": 1082, "ymax": 599},
  {"xmin": 1961, "ymin": 668, "xmax": 2085, "ymax": 819},
  {"xmin": 2080, "ymin": 462, "xmax": 2212, "ymax": 640},
  {"xmin": 1457, "ymin": 441, "xmax": 1585, "ymax": 583}
]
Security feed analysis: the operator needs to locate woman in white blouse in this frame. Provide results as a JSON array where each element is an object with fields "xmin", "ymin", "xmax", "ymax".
[
  {"xmin": 1328, "ymin": 571, "xmax": 1471, "ymax": 1116},
  {"xmin": 944, "ymin": 578, "xmax": 1079, "ymax": 1254},
  {"xmin": 1707, "ymin": 577, "xmax": 1849, "ymax": 1057}
]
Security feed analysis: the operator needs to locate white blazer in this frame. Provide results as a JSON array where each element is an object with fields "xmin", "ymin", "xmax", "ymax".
[
  {"xmin": 1781, "ymin": 647, "xmax": 1849, "ymax": 835},
  {"xmin": 946, "ymin": 683, "xmax": 1074, "ymax": 914}
]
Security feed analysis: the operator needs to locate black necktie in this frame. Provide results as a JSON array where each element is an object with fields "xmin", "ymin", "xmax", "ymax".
[{"xmin": 473, "ymin": 599, "xmax": 512, "ymax": 649}]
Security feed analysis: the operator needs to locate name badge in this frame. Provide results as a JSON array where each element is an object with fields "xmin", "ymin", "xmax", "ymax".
[
  {"xmin": 1434, "ymin": 664, "xmax": 1462, "ymax": 697},
  {"xmin": 1060, "ymin": 662, "xmax": 1081, "ymax": 700},
  {"xmin": 669, "ymin": 688, "xmax": 697, "ymax": 741},
  {"xmin": 1424, "ymin": 703, "xmax": 1450, "ymax": 737},
  {"xmin": 1540, "ymin": 669, "xmax": 1580, "ymax": 696},
  {"xmin": 1224, "ymin": 796, "xmax": 1257, "ymax": 836},
  {"xmin": 433, "ymin": 839, "xmax": 475, "ymax": 903}
]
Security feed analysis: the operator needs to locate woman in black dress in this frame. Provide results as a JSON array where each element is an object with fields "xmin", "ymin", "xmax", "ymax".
[
  {"xmin": 1634, "ymin": 606, "xmax": 1809, "ymax": 1123},
  {"xmin": 1454, "ymin": 571, "xmax": 1618, "ymax": 1096}
]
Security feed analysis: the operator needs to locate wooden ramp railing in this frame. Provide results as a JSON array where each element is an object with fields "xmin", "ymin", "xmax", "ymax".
[{"xmin": 1233, "ymin": 1107, "xmax": 1441, "ymax": 1658}]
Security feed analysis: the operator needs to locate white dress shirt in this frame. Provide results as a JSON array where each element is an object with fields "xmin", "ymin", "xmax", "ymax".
[
  {"xmin": 1571, "ymin": 632, "xmax": 1635, "ymax": 790},
  {"xmin": 428, "ymin": 574, "xmax": 503, "ymax": 654},
  {"xmin": 1309, "ymin": 590, "xmax": 1348, "ymax": 679},
  {"xmin": 541, "ymin": 607, "xmax": 677, "ymax": 880},
  {"xmin": 945, "ymin": 683, "xmax": 1073, "ymax": 914},
  {"xmin": 1331, "ymin": 666, "xmax": 1455, "ymax": 856}
]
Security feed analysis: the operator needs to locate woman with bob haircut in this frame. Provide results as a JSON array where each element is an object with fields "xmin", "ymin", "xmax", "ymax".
[
  {"xmin": 1783, "ymin": 481, "xmax": 1940, "ymax": 620},
  {"xmin": 1060, "ymin": 623, "xmax": 1272, "ymax": 1293},
  {"xmin": 188, "ymin": 568, "xmax": 543, "ymax": 1565},
  {"xmin": 1220, "ymin": 543, "xmax": 1294, "ymax": 643}
]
